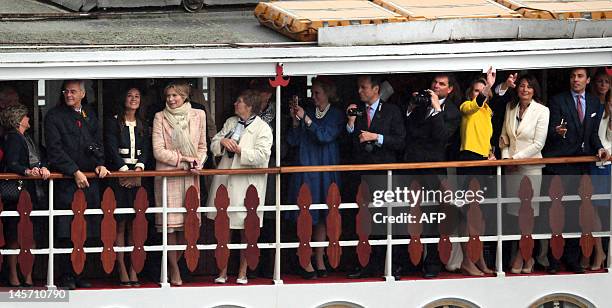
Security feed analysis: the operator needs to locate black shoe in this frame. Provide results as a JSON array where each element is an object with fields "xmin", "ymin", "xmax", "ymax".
[
  {"xmin": 247, "ymin": 270, "xmax": 258, "ymax": 280},
  {"xmin": 423, "ymin": 271, "xmax": 438, "ymax": 279},
  {"xmin": 21, "ymin": 282, "xmax": 33, "ymax": 288},
  {"xmin": 316, "ymin": 269, "xmax": 328, "ymax": 278},
  {"xmin": 130, "ymin": 280, "xmax": 141, "ymax": 287},
  {"xmin": 301, "ymin": 269, "xmax": 317, "ymax": 280},
  {"xmin": 547, "ymin": 265, "xmax": 559, "ymax": 275},
  {"xmin": 59, "ymin": 276, "xmax": 76, "ymax": 290},
  {"xmin": 393, "ymin": 266, "xmax": 402, "ymax": 281},
  {"xmin": 347, "ymin": 268, "xmax": 371, "ymax": 279},
  {"xmin": 119, "ymin": 280, "xmax": 131, "ymax": 287},
  {"xmin": 74, "ymin": 277, "xmax": 91, "ymax": 288},
  {"xmin": 569, "ymin": 264, "xmax": 585, "ymax": 274}
]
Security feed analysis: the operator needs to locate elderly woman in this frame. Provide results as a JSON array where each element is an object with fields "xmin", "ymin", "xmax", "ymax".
[
  {"xmin": 104, "ymin": 87, "xmax": 151, "ymax": 286},
  {"xmin": 499, "ymin": 74, "xmax": 550, "ymax": 274},
  {"xmin": 458, "ymin": 68, "xmax": 496, "ymax": 276},
  {"xmin": 207, "ymin": 89, "xmax": 273, "ymax": 285},
  {"xmin": 586, "ymin": 71, "xmax": 611, "ymax": 271},
  {"xmin": 0, "ymin": 104, "xmax": 50, "ymax": 287},
  {"xmin": 286, "ymin": 76, "xmax": 343, "ymax": 279},
  {"xmin": 152, "ymin": 82, "xmax": 207, "ymax": 286}
]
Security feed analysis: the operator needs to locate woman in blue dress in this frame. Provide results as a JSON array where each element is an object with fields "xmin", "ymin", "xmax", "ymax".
[{"xmin": 287, "ymin": 76, "xmax": 344, "ymax": 279}]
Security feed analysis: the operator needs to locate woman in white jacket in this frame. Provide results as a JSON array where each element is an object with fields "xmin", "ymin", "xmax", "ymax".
[
  {"xmin": 207, "ymin": 89, "xmax": 273, "ymax": 285},
  {"xmin": 499, "ymin": 74, "xmax": 549, "ymax": 274}
]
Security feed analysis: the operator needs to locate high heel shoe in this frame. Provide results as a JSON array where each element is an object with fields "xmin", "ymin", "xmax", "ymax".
[
  {"xmin": 521, "ymin": 258, "xmax": 535, "ymax": 274},
  {"xmin": 236, "ymin": 277, "xmax": 248, "ymax": 285},
  {"xmin": 510, "ymin": 257, "xmax": 523, "ymax": 274},
  {"xmin": 591, "ymin": 255, "xmax": 606, "ymax": 271},
  {"xmin": 214, "ymin": 276, "xmax": 227, "ymax": 284}
]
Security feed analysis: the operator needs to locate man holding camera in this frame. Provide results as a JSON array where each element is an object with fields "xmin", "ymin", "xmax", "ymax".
[
  {"xmin": 345, "ymin": 75, "xmax": 405, "ymax": 279},
  {"xmin": 401, "ymin": 74, "xmax": 461, "ymax": 278},
  {"xmin": 45, "ymin": 80, "xmax": 110, "ymax": 289}
]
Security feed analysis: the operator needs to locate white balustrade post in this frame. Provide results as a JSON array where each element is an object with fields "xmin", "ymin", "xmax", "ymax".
[
  {"xmin": 384, "ymin": 170, "xmax": 394, "ymax": 281},
  {"xmin": 496, "ymin": 166, "xmax": 505, "ymax": 277},
  {"xmin": 46, "ymin": 179, "xmax": 55, "ymax": 289},
  {"xmin": 274, "ymin": 83, "xmax": 283, "ymax": 285},
  {"xmin": 161, "ymin": 176, "xmax": 170, "ymax": 287}
]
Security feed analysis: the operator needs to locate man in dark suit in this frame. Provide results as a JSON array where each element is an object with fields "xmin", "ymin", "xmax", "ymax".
[
  {"xmin": 345, "ymin": 75, "xmax": 405, "ymax": 279},
  {"xmin": 543, "ymin": 67, "xmax": 609, "ymax": 274},
  {"xmin": 402, "ymin": 74, "xmax": 461, "ymax": 278},
  {"xmin": 45, "ymin": 80, "xmax": 110, "ymax": 289}
]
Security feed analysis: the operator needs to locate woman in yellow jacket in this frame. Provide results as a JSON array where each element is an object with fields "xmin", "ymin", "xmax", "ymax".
[{"xmin": 458, "ymin": 68, "xmax": 496, "ymax": 276}]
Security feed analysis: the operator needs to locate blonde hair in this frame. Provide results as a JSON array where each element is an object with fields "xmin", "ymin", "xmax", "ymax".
[{"xmin": 164, "ymin": 82, "xmax": 191, "ymax": 103}]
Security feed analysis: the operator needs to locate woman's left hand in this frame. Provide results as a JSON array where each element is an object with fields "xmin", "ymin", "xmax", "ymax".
[
  {"xmin": 40, "ymin": 167, "xmax": 51, "ymax": 180},
  {"xmin": 30, "ymin": 167, "xmax": 40, "ymax": 177}
]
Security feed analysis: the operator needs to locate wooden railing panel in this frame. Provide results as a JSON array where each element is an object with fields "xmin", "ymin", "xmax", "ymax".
[
  {"xmin": 0, "ymin": 199, "xmax": 4, "ymax": 267},
  {"xmin": 131, "ymin": 187, "xmax": 148, "ymax": 273},
  {"xmin": 244, "ymin": 185, "xmax": 261, "ymax": 270},
  {"xmin": 466, "ymin": 178, "xmax": 483, "ymax": 263},
  {"xmin": 297, "ymin": 184, "xmax": 313, "ymax": 270},
  {"xmin": 518, "ymin": 176, "xmax": 535, "ymax": 262},
  {"xmin": 100, "ymin": 188, "xmax": 117, "ymax": 274},
  {"xmin": 578, "ymin": 175, "xmax": 595, "ymax": 258},
  {"xmin": 17, "ymin": 190, "xmax": 34, "ymax": 278},
  {"xmin": 549, "ymin": 176, "xmax": 565, "ymax": 260},
  {"xmin": 326, "ymin": 183, "xmax": 342, "ymax": 269},
  {"xmin": 71, "ymin": 189, "xmax": 87, "ymax": 274},
  {"xmin": 355, "ymin": 181, "xmax": 372, "ymax": 268},
  {"xmin": 438, "ymin": 180, "xmax": 456, "ymax": 265},
  {"xmin": 184, "ymin": 185, "xmax": 201, "ymax": 272},
  {"xmin": 214, "ymin": 185, "xmax": 230, "ymax": 273},
  {"xmin": 408, "ymin": 180, "xmax": 423, "ymax": 266}
]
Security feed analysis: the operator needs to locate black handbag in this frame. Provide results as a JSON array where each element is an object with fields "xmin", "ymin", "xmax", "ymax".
[{"xmin": 0, "ymin": 179, "xmax": 23, "ymax": 204}]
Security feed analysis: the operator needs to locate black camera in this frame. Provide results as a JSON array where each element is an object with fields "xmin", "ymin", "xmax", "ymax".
[
  {"xmin": 411, "ymin": 90, "xmax": 432, "ymax": 107},
  {"xmin": 87, "ymin": 143, "xmax": 104, "ymax": 160},
  {"xmin": 347, "ymin": 108, "xmax": 364, "ymax": 117}
]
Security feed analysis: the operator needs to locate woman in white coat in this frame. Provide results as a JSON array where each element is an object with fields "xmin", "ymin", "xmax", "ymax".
[
  {"xmin": 207, "ymin": 89, "xmax": 273, "ymax": 284},
  {"xmin": 499, "ymin": 74, "xmax": 549, "ymax": 274}
]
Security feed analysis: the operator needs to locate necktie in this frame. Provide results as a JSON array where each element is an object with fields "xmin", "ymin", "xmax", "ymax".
[
  {"xmin": 367, "ymin": 106, "xmax": 372, "ymax": 129},
  {"xmin": 576, "ymin": 95, "xmax": 584, "ymax": 124}
]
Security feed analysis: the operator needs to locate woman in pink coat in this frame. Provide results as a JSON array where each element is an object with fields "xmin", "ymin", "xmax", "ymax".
[{"xmin": 152, "ymin": 82, "xmax": 207, "ymax": 286}]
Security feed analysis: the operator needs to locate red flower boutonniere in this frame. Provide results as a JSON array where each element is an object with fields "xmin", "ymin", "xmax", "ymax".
[{"xmin": 76, "ymin": 120, "xmax": 82, "ymax": 128}]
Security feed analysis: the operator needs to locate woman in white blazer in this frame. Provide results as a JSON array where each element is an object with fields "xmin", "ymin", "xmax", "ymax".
[
  {"xmin": 207, "ymin": 90, "xmax": 273, "ymax": 285},
  {"xmin": 499, "ymin": 74, "xmax": 549, "ymax": 274}
]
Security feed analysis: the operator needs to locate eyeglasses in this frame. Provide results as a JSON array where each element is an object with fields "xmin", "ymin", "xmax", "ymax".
[{"xmin": 62, "ymin": 89, "xmax": 80, "ymax": 95}]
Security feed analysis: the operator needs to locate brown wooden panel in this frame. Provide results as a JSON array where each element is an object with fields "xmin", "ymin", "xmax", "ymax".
[
  {"xmin": 407, "ymin": 180, "xmax": 423, "ymax": 266},
  {"xmin": 548, "ymin": 176, "xmax": 565, "ymax": 260},
  {"xmin": 355, "ymin": 181, "xmax": 372, "ymax": 267},
  {"xmin": 519, "ymin": 234, "xmax": 534, "ymax": 261},
  {"xmin": 17, "ymin": 190, "xmax": 34, "ymax": 278},
  {"xmin": 71, "ymin": 189, "xmax": 87, "ymax": 275},
  {"xmin": 548, "ymin": 175, "xmax": 565, "ymax": 233},
  {"xmin": 296, "ymin": 183, "xmax": 313, "ymax": 269},
  {"xmin": 326, "ymin": 183, "xmax": 342, "ymax": 269},
  {"xmin": 550, "ymin": 233, "xmax": 565, "ymax": 260},
  {"xmin": 214, "ymin": 185, "xmax": 230, "ymax": 272},
  {"xmin": 131, "ymin": 187, "xmax": 148, "ymax": 274},
  {"xmin": 438, "ymin": 235, "xmax": 452, "ymax": 265},
  {"xmin": 578, "ymin": 175, "xmax": 595, "ymax": 258},
  {"xmin": 184, "ymin": 185, "xmax": 201, "ymax": 272},
  {"xmin": 518, "ymin": 176, "xmax": 534, "ymax": 261},
  {"xmin": 466, "ymin": 178, "xmax": 483, "ymax": 263},
  {"xmin": 408, "ymin": 236, "xmax": 423, "ymax": 266},
  {"xmin": 244, "ymin": 185, "xmax": 261, "ymax": 270},
  {"xmin": 0, "ymin": 199, "xmax": 3, "ymax": 267},
  {"xmin": 100, "ymin": 188, "xmax": 117, "ymax": 274},
  {"xmin": 466, "ymin": 236, "xmax": 482, "ymax": 263}
]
